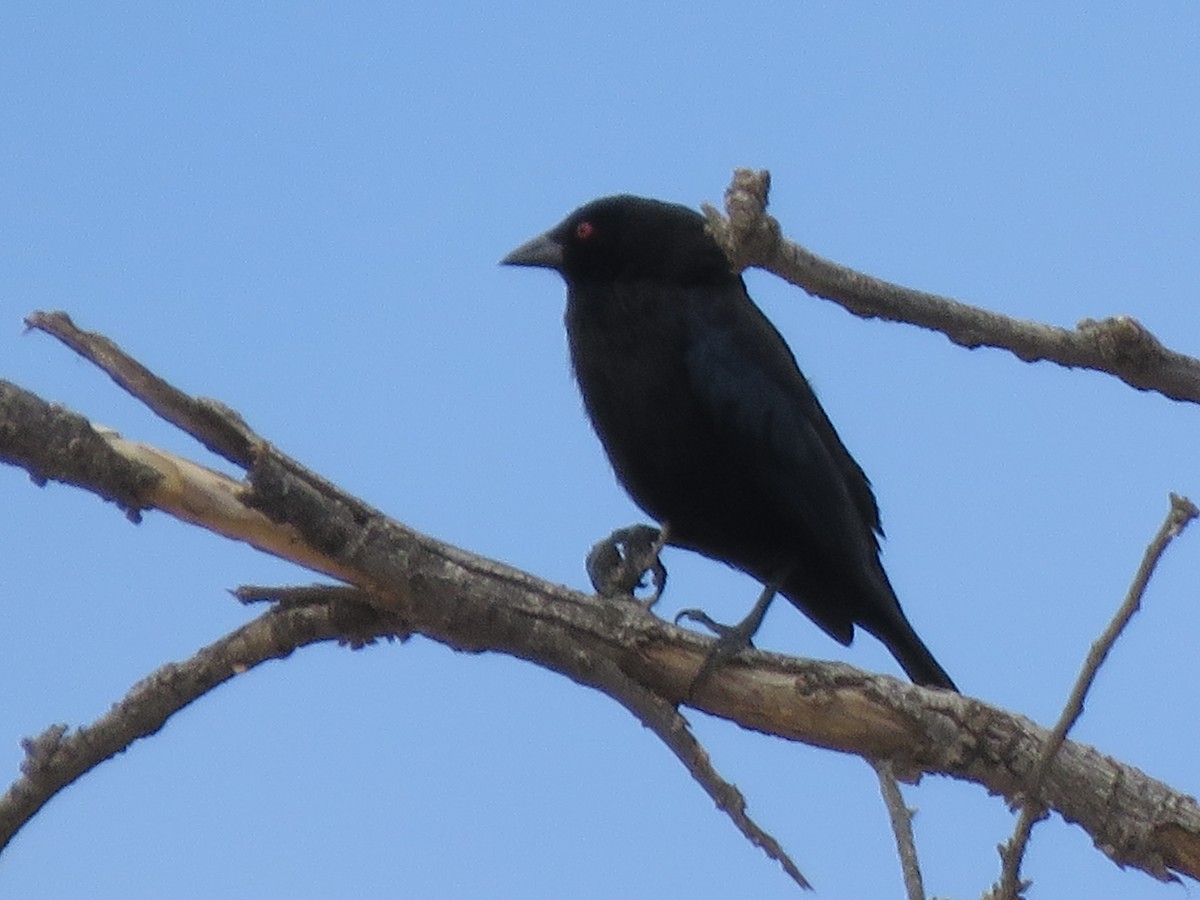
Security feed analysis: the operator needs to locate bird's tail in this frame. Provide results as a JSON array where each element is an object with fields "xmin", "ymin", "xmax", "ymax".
[
  {"xmin": 777, "ymin": 571, "xmax": 958, "ymax": 692},
  {"xmin": 866, "ymin": 614, "xmax": 957, "ymax": 692}
]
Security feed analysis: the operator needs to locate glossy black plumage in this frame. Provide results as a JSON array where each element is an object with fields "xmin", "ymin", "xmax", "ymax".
[{"xmin": 502, "ymin": 195, "xmax": 956, "ymax": 691}]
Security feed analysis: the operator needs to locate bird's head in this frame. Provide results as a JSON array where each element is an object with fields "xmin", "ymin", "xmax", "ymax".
[{"xmin": 501, "ymin": 195, "xmax": 735, "ymax": 286}]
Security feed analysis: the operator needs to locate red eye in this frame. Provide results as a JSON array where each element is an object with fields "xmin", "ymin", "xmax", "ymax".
[{"xmin": 575, "ymin": 221, "xmax": 595, "ymax": 240}]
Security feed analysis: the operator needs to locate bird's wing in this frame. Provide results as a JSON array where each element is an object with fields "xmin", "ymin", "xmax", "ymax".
[{"xmin": 684, "ymin": 287, "xmax": 883, "ymax": 568}]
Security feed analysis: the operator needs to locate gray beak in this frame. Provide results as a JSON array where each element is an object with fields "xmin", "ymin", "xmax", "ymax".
[{"xmin": 500, "ymin": 231, "xmax": 564, "ymax": 270}]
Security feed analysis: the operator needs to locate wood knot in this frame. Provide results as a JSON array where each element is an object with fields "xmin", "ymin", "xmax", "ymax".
[
  {"xmin": 1076, "ymin": 315, "xmax": 1164, "ymax": 372},
  {"xmin": 703, "ymin": 168, "xmax": 781, "ymax": 271}
]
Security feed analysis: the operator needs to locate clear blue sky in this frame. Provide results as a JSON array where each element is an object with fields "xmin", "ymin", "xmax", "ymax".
[{"xmin": 3, "ymin": 4, "xmax": 1199, "ymax": 897}]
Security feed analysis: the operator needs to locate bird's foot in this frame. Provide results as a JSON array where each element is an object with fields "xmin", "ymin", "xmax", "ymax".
[
  {"xmin": 673, "ymin": 582, "xmax": 778, "ymax": 697},
  {"xmin": 673, "ymin": 608, "xmax": 758, "ymax": 695},
  {"xmin": 673, "ymin": 608, "xmax": 752, "ymax": 641},
  {"xmin": 586, "ymin": 524, "xmax": 668, "ymax": 608}
]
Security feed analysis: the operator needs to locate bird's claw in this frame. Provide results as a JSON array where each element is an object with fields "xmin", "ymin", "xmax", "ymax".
[
  {"xmin": 674, "ymin": 608, "xmax": 758, "ymax": 656},
  {"xmin": 586, "ymin": 524, "xmax": 667, "ymax": 606},
  {"xmin": 672, "ymin": 607, "xmax": 763, "ymax": 698},
  {"xmin": 674, "ymin": 607, "xmax": 742, "ymax": 639},
  {"xmin": 673, "ymin": 583, "xmax": 778, "ymax": 698}
]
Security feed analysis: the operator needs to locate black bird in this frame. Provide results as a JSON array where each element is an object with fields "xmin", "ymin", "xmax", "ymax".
[{"xmin": 501, "ymin": 195, "xmax": 956, "ymax": 691}]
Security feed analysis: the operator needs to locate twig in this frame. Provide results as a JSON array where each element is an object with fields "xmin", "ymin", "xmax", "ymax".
[
  {"xmin": 992, "ymin": 493, "xmax": 1199, "ymax": 898},
  {"xmin": 24, "ymin": 311, "xmax": 257, "ymax": 467},
  {"xmin": 233, "ymin": 583, "xmax": 368, "ymax": 606},
  {"xmin": 0, "ymin": 598, "xmax": 404, "ymax": 849},
  {"xmin": 703, "ymin": 169, "xmax": 1200, "ymax": 405},
  {"xmin": 582, "ymin": 656, "xmax": 811, "ymax": 890},
  {"xmin": 871, "ymin": 759, "xmax": 926, "ymax": 900}
]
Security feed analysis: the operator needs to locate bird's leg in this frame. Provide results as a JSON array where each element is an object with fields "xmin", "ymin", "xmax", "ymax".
[
  {"xmin": 674, "ymin": 580, "xmax": 779, "ymax": 695},
  {"xmin": 585, "ymin": 523, "xmax": 669, "ymax": 607}
]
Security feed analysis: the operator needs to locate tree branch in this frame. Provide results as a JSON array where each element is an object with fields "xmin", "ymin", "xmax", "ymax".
[
  {"xmin": 992, "ymin": 493, "xmax": 1199, "ymax": 899},
  {"xmin": 5, "ymin": 317, "xmax": 1199, "ymax": 889},
  {"xmin": 569, "ymin": 650, "xmax": 811, "ymax": 889},
  {"xmin": 0, "ymin": 595, "xmax": 405, "ymax": 848},
  {"xmin": 871, "ymin": 759, "xmax": 926, "ymax": 900},
  {"xmin": 702, "ymin": 169, "xmax": 1200, "ymax": 405},
  {"xmin": 24, "ymin": 310, "xmax": 256, "ymax": 467}
]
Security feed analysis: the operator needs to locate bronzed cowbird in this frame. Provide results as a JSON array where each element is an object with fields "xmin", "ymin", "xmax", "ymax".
[{"xmin": 501, "ymin": 195, "xmax": 956, "ymax": 691}]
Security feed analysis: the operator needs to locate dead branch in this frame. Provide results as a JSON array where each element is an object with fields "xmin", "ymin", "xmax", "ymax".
[
  {"xmin": 992, "ymin": 493, "xmax": 1199, "ymax": 898},
  {"xmin": 872, "ymin": 759, "xmax": 926, "ymax": 900},
  {"xmin": 1, "ymin": 595, "xmax": 404, "ymax": 846},
  {"xmin": 702, "ymin": 169, "xmax": 1200, "ymax": 405},
  {"xmin": 2, "ymin": 315, "xmax": 1199, "ymax": 889}
]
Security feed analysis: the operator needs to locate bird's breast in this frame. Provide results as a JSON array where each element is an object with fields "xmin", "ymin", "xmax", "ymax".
[{"xmin": 564, "ymin": 282, "xmax": 733, "ymax": 528}]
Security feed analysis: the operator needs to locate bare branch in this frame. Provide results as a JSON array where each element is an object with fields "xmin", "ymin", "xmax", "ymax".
[
  {"xmin": 702, "ymin": 169, "xmax": 1200, "ymax": 405},
  {"xmin": 871, "ymin": 759, "xmax": 926, "ymax": 900},
  {"xmin": 0, "ymin": 380, "xmax": 160, "ymax": 520},
  {"xmin": 0, "ymin": 382, "xmax": 364, "ymax": 585},
  {"xmin": 6, "ymin": 319, "xmax": 1200, "ymax": 887},
  {"xmin": 0, "ymin": 596, "xmax": 405, "ymax": 848},
  {"xmin": 24, "ymin": 310, "xmax": 256, "ymax": 466},
  {"xmin": 992, "ymin": 493, "xmax": 1199, "ymax": 898},
  {"xmin": 570, "ymin": 653, "xmax": 811, "ymax": 889}
]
